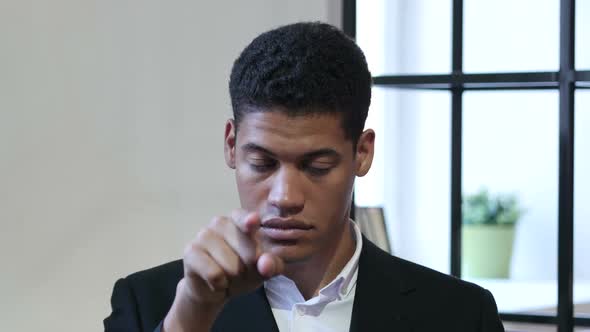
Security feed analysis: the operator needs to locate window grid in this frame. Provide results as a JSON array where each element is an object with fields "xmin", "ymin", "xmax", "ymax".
[{"xmin": 344, "ymin": 0, "xmax": 590, "ymax": 330}]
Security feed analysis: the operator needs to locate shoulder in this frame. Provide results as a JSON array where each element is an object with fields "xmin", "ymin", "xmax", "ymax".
[
  {"xmin": 125, "ymin": 259, "xmax": 184, "ymax": 289},
  {"xmin": 123, "ymin": 259, "xmax": 184, "ymax": 311},
  {"xmin": 360, "ymin": 239, "xmax": 495, "ymax": 309},
  {"xmin": 104, "ymin": 260, "xmax": 183, "ymax": 332},
  {"xmin": 394, "ymin": 257, "xmax": 502, "ymax": 329},
  {"xmin": 393, "ymin": 254, "xmax": 488, "ymax": 299},
  {"xmin": 358, "ymin": 240, "xmax": 503, "ymax": 329}
]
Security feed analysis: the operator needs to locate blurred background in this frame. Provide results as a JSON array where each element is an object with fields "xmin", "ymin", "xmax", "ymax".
[
  {"xmin": 1, "ymin": 0, "xmax": 588, "ymax": 331},
  {"xmin": 354, "ymin": 0, "xmax": 590, "ymax": 330}
]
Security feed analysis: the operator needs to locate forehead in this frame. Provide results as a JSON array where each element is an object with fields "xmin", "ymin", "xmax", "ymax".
[{"xmin": 236, "ymin": 111, "xmax": 350, "ymax": 155}]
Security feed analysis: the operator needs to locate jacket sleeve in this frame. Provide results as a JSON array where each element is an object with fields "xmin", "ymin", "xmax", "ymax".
[
  {"xmin": 479, "ymin": 289, "xmax": 505, "ymax": 332},
  {"xmin": 103, "ymin": 278, "xmax": 164, "ymax": 332}
]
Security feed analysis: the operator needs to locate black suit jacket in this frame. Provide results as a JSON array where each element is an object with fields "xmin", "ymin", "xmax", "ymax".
[{"xmin": 104, "ymin": 238, "xmax": 505, "ymax": 331}]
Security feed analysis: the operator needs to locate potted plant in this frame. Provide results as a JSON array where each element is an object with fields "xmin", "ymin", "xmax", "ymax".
[{"xmin": 462, "ymin": 188, "xmax": 523, "ymax": 279}]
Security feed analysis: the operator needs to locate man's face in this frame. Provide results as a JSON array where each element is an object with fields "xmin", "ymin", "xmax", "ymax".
[{"xmin": 224, "ymin": 109, "xmax": 374, "ymax": 264}]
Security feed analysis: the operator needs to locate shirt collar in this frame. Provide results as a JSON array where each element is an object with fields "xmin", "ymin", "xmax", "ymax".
[{"xmin": 264, "ymin": 220, "xmax": 363, "ymax": 308}]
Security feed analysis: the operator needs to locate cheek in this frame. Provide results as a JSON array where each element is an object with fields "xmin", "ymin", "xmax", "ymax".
[
  {"xmin": 309, "ymin": 170, "xmax": 355, "ymax": 216},
  {"xmin": 235, "ymin": 167, "xmax": 268, "ymax": 208},
  {"xmin": 330, "ymin": 165, "xmax": 356, "ymax": 197}
]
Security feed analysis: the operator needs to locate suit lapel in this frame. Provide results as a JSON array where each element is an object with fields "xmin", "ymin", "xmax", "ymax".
[
  {"xmin": 214, "ymin": 237, "xmax": 417, "ymax": 332},
  {"xmin": 213, "ymin": 287, "xmax": 279, "ymax": 332},
  {"xmin": 349, "ymin": 237, "xmax": 416, "ymax": 332}
]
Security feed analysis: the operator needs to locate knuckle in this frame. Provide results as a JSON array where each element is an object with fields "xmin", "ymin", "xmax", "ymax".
[
  {"xmin": 183, "ymin": 241, "xmax": 198, "ymax": 258},
  {"xmin": 196, "ymin": 228, "xmax": 214, "ymax": 242},
  {"xmin": 238, "ymin": 240, "xmax": 258, "ymax": 264},
  {"xmin": 205, "ymin": 268, "xmax": 225, "ymax": 284},
  {"xmin": 185, "ymin": 269, "xmax": 200, "ymax": 282},
  {"xmin": 210, "ymin": 216, "xmax": 226, "ymax": 229},
  {"xmin": 226, "ymin": 260, "xmax": 243, "ymax": 277}
]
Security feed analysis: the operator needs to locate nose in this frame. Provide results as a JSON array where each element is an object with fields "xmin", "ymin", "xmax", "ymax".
[{"xmin": 267, "ymin": 166, "xmax": 305, "ymax": 216}]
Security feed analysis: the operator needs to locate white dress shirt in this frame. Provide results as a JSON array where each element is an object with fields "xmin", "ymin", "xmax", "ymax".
[{"xmin": 264, "ymin": 221, "xmax": 363, "ymax": 332}]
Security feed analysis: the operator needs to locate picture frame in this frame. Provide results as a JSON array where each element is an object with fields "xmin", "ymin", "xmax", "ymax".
[{"xmin": 355, "ymin": 206, "xmax": 391, "ymax": 254}]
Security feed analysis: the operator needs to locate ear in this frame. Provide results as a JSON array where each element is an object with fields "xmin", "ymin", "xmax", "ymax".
[
  {"xmin": 355, "ymin": 129, "xmax": 375, "ymax": 177},
  {"xmin": 224, "ymin": 119, "xmax": 237, "ymax": 169}
]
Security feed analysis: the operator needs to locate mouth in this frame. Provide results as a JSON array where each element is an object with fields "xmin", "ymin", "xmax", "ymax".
[{"xmin": 260, "ymin": 218, "xmax": 313, "ymax": 241}]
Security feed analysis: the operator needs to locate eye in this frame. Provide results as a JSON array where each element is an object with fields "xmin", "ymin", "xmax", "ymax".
[
  {"xmin": 304, "ymin": 162, "xmax": 333, "ymax": 176},
  {"xmin": 306, "ymin": 166, "xmax": 331, "ymax": 176},
  {"xmin": 249, "ymin": 159, "xmax": 276, "ymax": 172}
]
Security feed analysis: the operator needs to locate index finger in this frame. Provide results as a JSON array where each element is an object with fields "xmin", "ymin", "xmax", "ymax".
[{"xmin": 230, "ymin": 209, "xmax": 261, "ymax": 235}]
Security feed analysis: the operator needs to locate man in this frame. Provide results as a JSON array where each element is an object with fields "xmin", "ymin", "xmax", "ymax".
[{"xmin": 104, "ymin": 22, "xmax": 504, "ymax": 332}]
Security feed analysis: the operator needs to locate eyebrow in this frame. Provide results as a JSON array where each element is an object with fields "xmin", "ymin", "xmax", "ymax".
[
  {"xmin": 242, "ymin": 143, "xmax": 277, "ymax": 157},
  {"xmin": 241, "ymin": 143, "xmax": 341, "ymax": 160}
]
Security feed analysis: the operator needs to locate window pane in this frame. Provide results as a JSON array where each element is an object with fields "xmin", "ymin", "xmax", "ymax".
[
  {"xmin": 355, "ymin": 88, "xmax": 451, "ymax": 273},
  {"xmin": 577, "ymin": 0, "xmax": 590, "ymax": 70},
  {"xmin": 464, "ymin": 0, "xmax": 559, "ymax": 73},
  {"xmin": 356, "ymin": 0, "xmax": 451, "ymax": 75},
  {"xmin": 575, "ymin": 90, "xmax": 590, "ymax": 318},
  {"xmin": 462, "ymin": 91, "xmax": 559, "ymax": 316}
]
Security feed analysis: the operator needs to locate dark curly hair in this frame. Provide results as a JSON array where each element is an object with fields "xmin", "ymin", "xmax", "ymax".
[{"xmin": 229, "ymin": 22, "xmax": 372, "ymax": 145}]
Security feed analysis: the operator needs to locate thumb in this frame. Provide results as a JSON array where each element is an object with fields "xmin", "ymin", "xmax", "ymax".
[{"xmin": 256, "ymin": 253, "xmax": 285, "ymax": 279}]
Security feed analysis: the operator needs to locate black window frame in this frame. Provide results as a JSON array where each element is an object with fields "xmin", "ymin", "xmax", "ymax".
[{"xmin": 344, "ymin": 0, "xmax": 590, "ymax": 330}]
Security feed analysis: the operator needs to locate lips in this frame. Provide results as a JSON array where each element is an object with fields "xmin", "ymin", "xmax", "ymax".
[{"xmin": 260, "ymin": 218, "xmax": 313, "ymax": 241}]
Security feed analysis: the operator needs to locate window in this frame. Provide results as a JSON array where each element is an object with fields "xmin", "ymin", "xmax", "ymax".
[{"xmin": 350, "ymin": 0, "xmax": 590, "ymax": 330}]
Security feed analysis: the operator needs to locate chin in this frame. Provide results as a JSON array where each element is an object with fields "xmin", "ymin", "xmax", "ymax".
[{"xmin": 264, "ymin": 241, "xmax": 313, "ymax": 264}]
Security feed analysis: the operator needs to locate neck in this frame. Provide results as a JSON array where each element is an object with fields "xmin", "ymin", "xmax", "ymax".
[{"xmin": 283, "ymin": 220, "xmax": 356, "ymax": 300}]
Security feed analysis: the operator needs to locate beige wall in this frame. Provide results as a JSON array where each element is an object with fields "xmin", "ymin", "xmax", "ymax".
[{"xmin": 0, "ymin": 1, "xmax": 340, "ymax": 330}]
